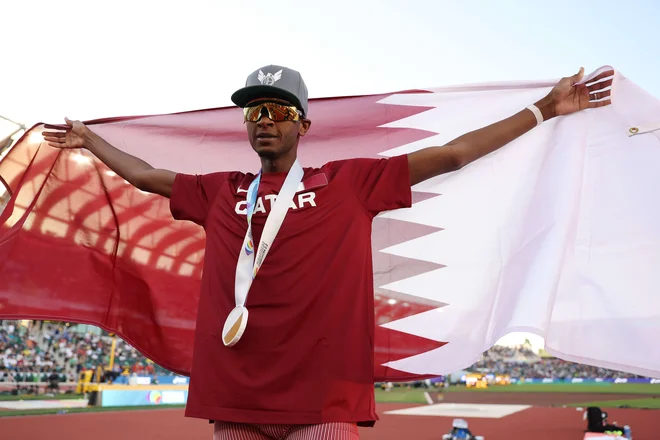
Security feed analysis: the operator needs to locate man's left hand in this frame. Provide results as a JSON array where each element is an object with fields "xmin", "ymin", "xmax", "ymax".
[
  {"xmin": 546, "ymin": 67, "xmax": 614, "ymax": 118},
  {"xmin": 407, "ymin": 66, "xmax": 616, "ymax": 186}
]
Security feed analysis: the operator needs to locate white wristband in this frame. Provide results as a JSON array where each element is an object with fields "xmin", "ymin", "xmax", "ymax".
[{"xmin": 527, "ymin": 104, "xmax": 544, "ymax": 126}]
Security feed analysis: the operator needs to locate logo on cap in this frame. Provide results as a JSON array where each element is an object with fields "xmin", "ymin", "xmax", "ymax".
[{"xmin": 257, "ymin": 69, "xmax": 282, "ymax": 86}]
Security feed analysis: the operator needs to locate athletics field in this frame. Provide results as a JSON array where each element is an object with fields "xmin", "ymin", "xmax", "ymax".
[{"xmin": 1, "ymin": 383, "xmax": 659, "ymax": 439}]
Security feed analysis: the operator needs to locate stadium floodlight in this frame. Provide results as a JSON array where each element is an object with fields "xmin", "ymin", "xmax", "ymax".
[
  {"xmin": 0, "ymin": 114, "xmax": 25, "ymax": 128},
  {"xmin": 0, "ymin": 114, "xmax": 27, "ymax": 155}
]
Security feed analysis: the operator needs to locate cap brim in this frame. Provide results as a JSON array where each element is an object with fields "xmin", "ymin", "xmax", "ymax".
[{"xmin": 231, "ymin": 85, "xmax": 304, "ymax": 114}]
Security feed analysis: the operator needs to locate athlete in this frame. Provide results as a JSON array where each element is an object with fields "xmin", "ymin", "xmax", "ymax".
[{"xmin": 42, "ymin": 65, "xmax": 613, "ymax": 440}]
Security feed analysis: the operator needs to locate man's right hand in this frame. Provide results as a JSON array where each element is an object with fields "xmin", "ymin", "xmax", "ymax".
[
  {"xmin": 43, "ymin": 117, "xmax": 89, "ymax": 150},
  {"xmin": 41, "ymin": 117, "xmax": 176, "ymax": 198}
]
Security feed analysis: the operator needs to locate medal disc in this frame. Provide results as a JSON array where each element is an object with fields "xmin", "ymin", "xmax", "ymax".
[{"xmin": 222, "ymin": 306, "xmax": 249, "ymax": 347}]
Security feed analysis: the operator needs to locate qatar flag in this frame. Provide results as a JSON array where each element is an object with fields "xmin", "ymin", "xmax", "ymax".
[{"xmin": 1, "ymin": 65, "xmax": 660, "ymax": 379}]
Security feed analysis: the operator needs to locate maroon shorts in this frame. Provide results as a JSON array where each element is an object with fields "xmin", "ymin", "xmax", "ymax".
[{"xmin": 213, "ymin": 421, "xmax": 360, "ymax": 440}]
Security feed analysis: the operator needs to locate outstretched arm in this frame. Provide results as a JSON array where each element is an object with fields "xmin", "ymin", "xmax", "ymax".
[
  {"xmin": 43, "ymin": 118, "xmax": 176, "ymax": 198},
  {"xmin": 407, "ymin": 67, "xmax": 614, "ymax": 186}
]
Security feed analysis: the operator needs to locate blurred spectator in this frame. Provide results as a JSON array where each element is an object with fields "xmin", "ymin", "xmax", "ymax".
[
  {"xmin": 1, "ymin": 320, "xmax": 650, "ymax": 386},
  {"xmin": 0, "ymin": 320, "xmax": 174, "ymax": 386},
  {"xmin": 469, "ymin": 344, "xmax": 646, "ymax": 380}
]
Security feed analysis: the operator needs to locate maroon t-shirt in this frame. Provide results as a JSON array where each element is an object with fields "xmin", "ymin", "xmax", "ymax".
[{"xmin": 169, "ymin": 155, "xmax": 412, "ymax": 426}]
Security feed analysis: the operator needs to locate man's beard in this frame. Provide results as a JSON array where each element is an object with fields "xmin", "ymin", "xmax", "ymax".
[{"xmin": 257, "ymin": 149, "xmax": 279, "ymax": 160}]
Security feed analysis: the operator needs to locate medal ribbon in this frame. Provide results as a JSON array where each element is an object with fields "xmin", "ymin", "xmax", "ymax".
[{"xmin": 234, "ymin": 160, "xmax": 304, "ymax": 308}]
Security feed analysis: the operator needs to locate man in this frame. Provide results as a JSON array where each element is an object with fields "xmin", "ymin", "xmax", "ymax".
[{"xmin": 43, "ymin": 65, "xmax": 612, "ymax": 439}]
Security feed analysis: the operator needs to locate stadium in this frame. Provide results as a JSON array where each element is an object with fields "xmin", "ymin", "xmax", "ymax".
[
  {"xmin": 2, "ymin": 3, "xmax": 660, "ymax": 439},
  {"xmin": 1, "ymin": 319, "xmax": 658, "ymax": 439},
  {"xmin": 3, "ymin": 84, "xmax": 660, "ymax": 439}
]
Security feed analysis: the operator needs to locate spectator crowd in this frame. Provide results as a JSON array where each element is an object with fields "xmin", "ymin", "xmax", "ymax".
[
  {"xmin": 469, "ymin": 345, "xmax": 647, "ymax": 380},
  {"xmin": 1, "ymin": 320, "xmax": 649, "ymax": 388},
  {"xmin": 1, "ymin": 320, "xmax": 171, "ymax": 386}
]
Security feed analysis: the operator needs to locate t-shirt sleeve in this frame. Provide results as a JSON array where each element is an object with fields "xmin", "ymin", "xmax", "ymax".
[
  {"xmin": 334, "ymin": 155, "xmax": 412, "ymax": 216},
  {"xmin": 169, "ymin": 172, "xmax": 233, "ymax": 226}
]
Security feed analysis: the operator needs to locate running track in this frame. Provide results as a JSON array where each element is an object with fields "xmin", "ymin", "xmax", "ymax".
[{"xmin": 0, "ymin": 403, "xmax": 657, "ymax": 440}]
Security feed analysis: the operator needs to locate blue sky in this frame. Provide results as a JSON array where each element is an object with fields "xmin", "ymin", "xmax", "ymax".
[
  {"xmin": 1, "ymin": 0, "xmax": 658, "ymax": 128},
  {"xmin": 1, "ymin": 0, "xmax": 659, "ymax": 350}
]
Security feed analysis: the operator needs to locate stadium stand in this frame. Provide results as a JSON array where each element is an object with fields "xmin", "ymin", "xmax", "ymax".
[
  {"xmin": 0, "ymin": 320, "xmax": 173, "ymax": 395},
  {"xmin": 0, "ymin": 319, "xmax": 649, "ymax": 397},
  {"xmin": 469, "ymin": 344, "xmax": 646, "ymax": 380}
]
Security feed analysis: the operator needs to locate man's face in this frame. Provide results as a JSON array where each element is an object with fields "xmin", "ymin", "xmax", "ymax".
[{"xmin": 245, "ymin": 98, "xmax": 311, "ymax": 159}]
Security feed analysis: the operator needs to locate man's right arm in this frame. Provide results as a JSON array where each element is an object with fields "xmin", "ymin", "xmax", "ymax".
[
  {"xmin": 82, "ymin": 128, "xmax": 176, "ymax": 198},
  {"xmin": 43, "ymin": 118, "xmax": 176, "ymax": 198}
]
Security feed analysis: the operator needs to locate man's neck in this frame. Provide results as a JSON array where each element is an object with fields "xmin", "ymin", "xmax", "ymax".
[{"xmin": 260, "ymin": 154, "xmax": 297, "ymax": 174}]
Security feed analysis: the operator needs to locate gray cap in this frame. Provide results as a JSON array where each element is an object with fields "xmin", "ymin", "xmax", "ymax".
[{"xmin": 231, "ymin": 65, "xmax": 309, "ymax": 117}]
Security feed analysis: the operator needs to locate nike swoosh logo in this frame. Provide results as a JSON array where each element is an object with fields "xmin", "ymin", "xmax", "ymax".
[{"xmin": 237, "ymin": 188, "xmax": 248, "ymax": 193}]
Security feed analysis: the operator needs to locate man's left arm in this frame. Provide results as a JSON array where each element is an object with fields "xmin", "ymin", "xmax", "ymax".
[{"xmin": 407, "ymin": 67, "xmax": 614, "ymax": 187}]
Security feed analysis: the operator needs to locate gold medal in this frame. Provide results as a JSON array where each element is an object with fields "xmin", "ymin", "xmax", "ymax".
[
  {"xmin": 227, "ymin": 160, "xmax": 303, "ymax": 348},
  {"xmin": 222, "ymin": 306, "xmax": 249, "ymax": 347}
]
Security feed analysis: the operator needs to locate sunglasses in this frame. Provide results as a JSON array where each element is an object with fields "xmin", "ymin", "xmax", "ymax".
[{"xmin": 243, "ymin": 102, "xmax": 303, "ymax": 123}]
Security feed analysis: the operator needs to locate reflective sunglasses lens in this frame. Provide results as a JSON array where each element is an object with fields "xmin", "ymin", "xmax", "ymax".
[
  {"xmin": 244, "ymin": 103, "xmax": 300, "ymax": 122},
  {"xmin": 244, "ymin": 106, "xmax": 265, "ymax": 122}
]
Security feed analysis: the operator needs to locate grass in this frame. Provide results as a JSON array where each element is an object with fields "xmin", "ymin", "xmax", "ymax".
[
  {"xmin": 566, "ymin": 398, "xmax": 660, "ymax": 409},
  {"xmin": 0, "ymin": 404, "xmax": 186, "ymax": 418},
  {"xmin": 373, "ymin": 383, "xmax": 660, "ymax": 403},
  {"xmin": 449, "ymin": 383, "xmax": 660, "ymax": 394},
  {"xmin": 375, "ymin": 388, "xmax": 428, "ymax": 404}
]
